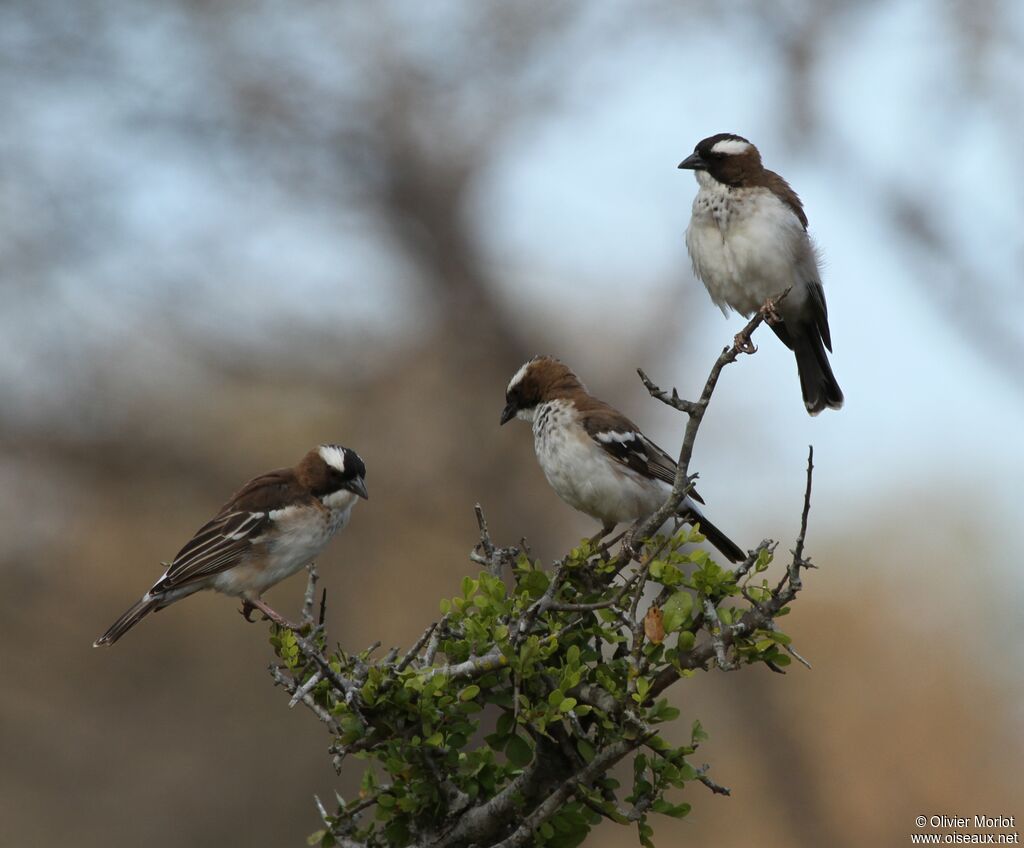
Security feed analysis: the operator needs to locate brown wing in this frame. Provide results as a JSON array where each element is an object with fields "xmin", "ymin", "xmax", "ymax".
[
  {"xmin": 154, "ymin": 469, "xmax": 309, "ymax": 591},
  {"xmin": 155, "ymin": 510, "xmax": 270, "ymax": 590},
  {"xmin": 580, "ymin": 402, "xmax": 705, "ymax": 503},
  {"xmin": 758, "ymin": 169, "xmax": 808, "ymax": 229}
]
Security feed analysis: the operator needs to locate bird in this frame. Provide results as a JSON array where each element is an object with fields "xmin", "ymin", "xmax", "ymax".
[
  {"xmin": 500, "ymin": 356, "xmax": 745, "ymax": 562},
  {"xmin": 679, "ymin": 132, "xmax": 843, "ymax": 415},
  {"xmin": 93, "ymin": 444, "xmax": 368, "ymax": 647}
]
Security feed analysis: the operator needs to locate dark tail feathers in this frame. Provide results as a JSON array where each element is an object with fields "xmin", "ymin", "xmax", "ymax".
[
  {"xmin": 681, "ymin": 507, "xmax": 745, "ymax": 563},
  {"xmin": 793, "ymin": 333, "xmax": 843, "ymax": 416},
  {"xmin": 93, "ymin": 596, "xmax": 158, "ymax": 647}
]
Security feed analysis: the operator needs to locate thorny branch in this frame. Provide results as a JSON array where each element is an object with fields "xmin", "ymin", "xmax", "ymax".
[
  {"xmin": 267, "ymin": 313, "xmax": 821, "ymax": 848},
  {"xmin": 635, "ymin": 292, "xmax": 789, "ymax": 547}
]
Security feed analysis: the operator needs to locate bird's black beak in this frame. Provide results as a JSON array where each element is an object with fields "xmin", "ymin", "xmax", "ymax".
[
  {"xmin": 500, "ymin": 402, "xmax": 516, "ymax": 426},
  {"xmin": 678, "ymin": 152, "xmax": 706, "ymax": 171},
  {"xmin": 347, "ymin": 476, "xmax": 369, "ymax": 500}
]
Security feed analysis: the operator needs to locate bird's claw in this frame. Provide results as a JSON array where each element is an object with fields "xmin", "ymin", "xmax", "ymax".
[
  {"xmin": 239, "ymin": 598, "xmax": 301, "ymax": 630},
  {"xmin": 620, "ymin": 524, "xmax": 643, "ymax": 562},
  {"xmin": 733, "ymin": 331, "xmax": 757, "ymax": 355},
  {"xmin": 760, "ymin": 297, "xmax": 782, "ymax": 325}
]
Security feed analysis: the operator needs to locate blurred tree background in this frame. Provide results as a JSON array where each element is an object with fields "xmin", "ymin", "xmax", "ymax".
[{"xmin": 1, "ymin": 1, "xmax": 1021, "ymax": 845}]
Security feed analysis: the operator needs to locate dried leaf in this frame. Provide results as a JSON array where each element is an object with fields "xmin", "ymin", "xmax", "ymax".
[{"xmin": 644, "ymin": 604, "xmax": 665, "ymax": 644}]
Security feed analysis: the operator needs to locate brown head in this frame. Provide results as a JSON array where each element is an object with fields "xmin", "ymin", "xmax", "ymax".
[
  {"xmin": 679, "ymin": 132, "xmax": 807, "ymax": 227},
  {"xmin": 678, "ymin": 133, "xmax": 763, "ymax": 187},
  {"xmin": 296, "ymin": 444, "xmax": 368, "ymax": 500},
  {"xmin": 500, "ymin": 356, "xmax": 586, "ymax": 425}
]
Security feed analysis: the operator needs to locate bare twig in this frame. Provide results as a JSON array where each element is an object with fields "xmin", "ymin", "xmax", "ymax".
[
  {"xmin": 424, "ymin": 615, "xmax": 449, "ymax": 666},
  {"xmin": 425, "ymin": 648, "xmax": 507, "ymax": 681},
  {"xmin": 302, "ymin": 563, "xmax": 319, "ymax": 625},
  {"xmin": 288, "ymin": 670, "xmax": 323, "ymax": 708},
  {"xmin": 791, "ymin": 445, "xmax": 814, "ymax": 583},
  {"xmin": 696, "ymin": 764, "xmax": 731, "ymax": 796},
  {"xmin": 289, "ymin": 630, "xmax": 363, "ymax": 714},
  {"xmin": 398, "ymin": 620, "xmax": 438, "ymax": 672},
  {"xmin": 636, "ymin": 368, "xmax": 700, "ymax": 414},
  {"xmin": 733, "ymin": 539, "xmax": 776, "ymax": 581},
  {"xmin": 270, "ymin": 666, "xmax": 340, "ymax": 734},
  {"xmin": 635, "ymin": 298, "xmax": 783, "ymax": 545},
  {"xmin": 470, "ymin": 503, "xmax": 519, "ymax": 577},
  {"xmin": 702, "ymin": 598, "xmax": 737, "ymax": 671},
  {"xmin": 634, "ymin": 368, "xmax": 700, "ymax": 413}
]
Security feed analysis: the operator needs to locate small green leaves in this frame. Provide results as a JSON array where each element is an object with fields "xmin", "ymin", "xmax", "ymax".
[
  {"xmin": 652, "ymin": 799, "xmax": 691, "ymax": 819},
  {"xmin": 296, "ymin": 508, "xmax": 804, "ymax": 848},
  {"xmin": 271, "ymin": 627, "xmax": 300, "ymax": 669},
  {"xmin": 648, "ymin": 698, "xmax": 680, "ymax": 724}
]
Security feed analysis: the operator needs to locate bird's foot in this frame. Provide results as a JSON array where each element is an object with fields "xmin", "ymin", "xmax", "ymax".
[
  {"xmin": 733, "ymin": 330, "xmax": 757, "ymax": 355},
  {"xmin": 239, "ymin": 600, "xmax": 258, "ymax": 622},
  {"xmin": 621, "ymin": 522, "xmax": 644, "ymax": 561},
  {"xmin": 245, "ymin": 598, "xmax": 301, "ymax": 631},
  {"xmin": 760, "ymin": 296, "xmax": 783, "ymax": 326}
]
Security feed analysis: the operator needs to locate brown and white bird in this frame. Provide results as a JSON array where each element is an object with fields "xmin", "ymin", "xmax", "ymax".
[
  {"xmin": 93, "ymin": 444, "xmax": 368, "ymax": 647},
  {"xmin": 679, "ymin": 133, "xmax": 843, "ymax": 415},
  {"xmin": 501, "ymin": 356, "xmax": 745, "ymax": 562}
]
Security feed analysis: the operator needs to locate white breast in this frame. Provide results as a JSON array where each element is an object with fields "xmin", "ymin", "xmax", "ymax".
[
  {"xmin": 213, "ymin": 500, "xmax": 354, "ymax": 597},
  {"xmin": 267, "ymin": 501, "xmax": 352, "ymax": 580},
  {"xmin": 532, "ymin": 401, "xmax": 667, "ymax": 526},
  {"xmin": 685, "ymin": 176, "xmax": 814, "ymax": 316}
]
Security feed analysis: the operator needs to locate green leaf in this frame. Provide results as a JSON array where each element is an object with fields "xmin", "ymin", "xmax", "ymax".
[
  {"xmin": 558, "ymin": 697, "xmax": 578, "ymax": 713},
  {"xmin": 649, "ymin": 698, "xmax": 680, "ymax": 723},
  {"xmin": 577, "ymin": 739, "xmax": 596, "ymax": 763},
  {"xmin": 505, "ymin": 733, "xmax": 534, "ymax": 767},
  {"xmin": 458, "ymin": 684, "xmax": 480, "ymax": 701},
  {"xmin": 653, "ymin": 800, "xmax": 692, "ymax": 818},
  {"xmin": 755, "ymin": 547, "xmax": 773, "ymax": 572},
  {"xmin": 661, "ymin": 591, "xmax": 694, "ymax": 632}
]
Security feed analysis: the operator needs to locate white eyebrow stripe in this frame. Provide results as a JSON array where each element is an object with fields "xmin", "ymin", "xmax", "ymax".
[
  {"xmin": 507, "ymin": 360, "xmax": 533, "ymax": 394},
  {"xmin": 318, "ymin": 445, "xmax": 347, "ymax": 473},
  {"xmin": 710, "ymin": 138, "xmax": 751, "ymax": 155}
]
